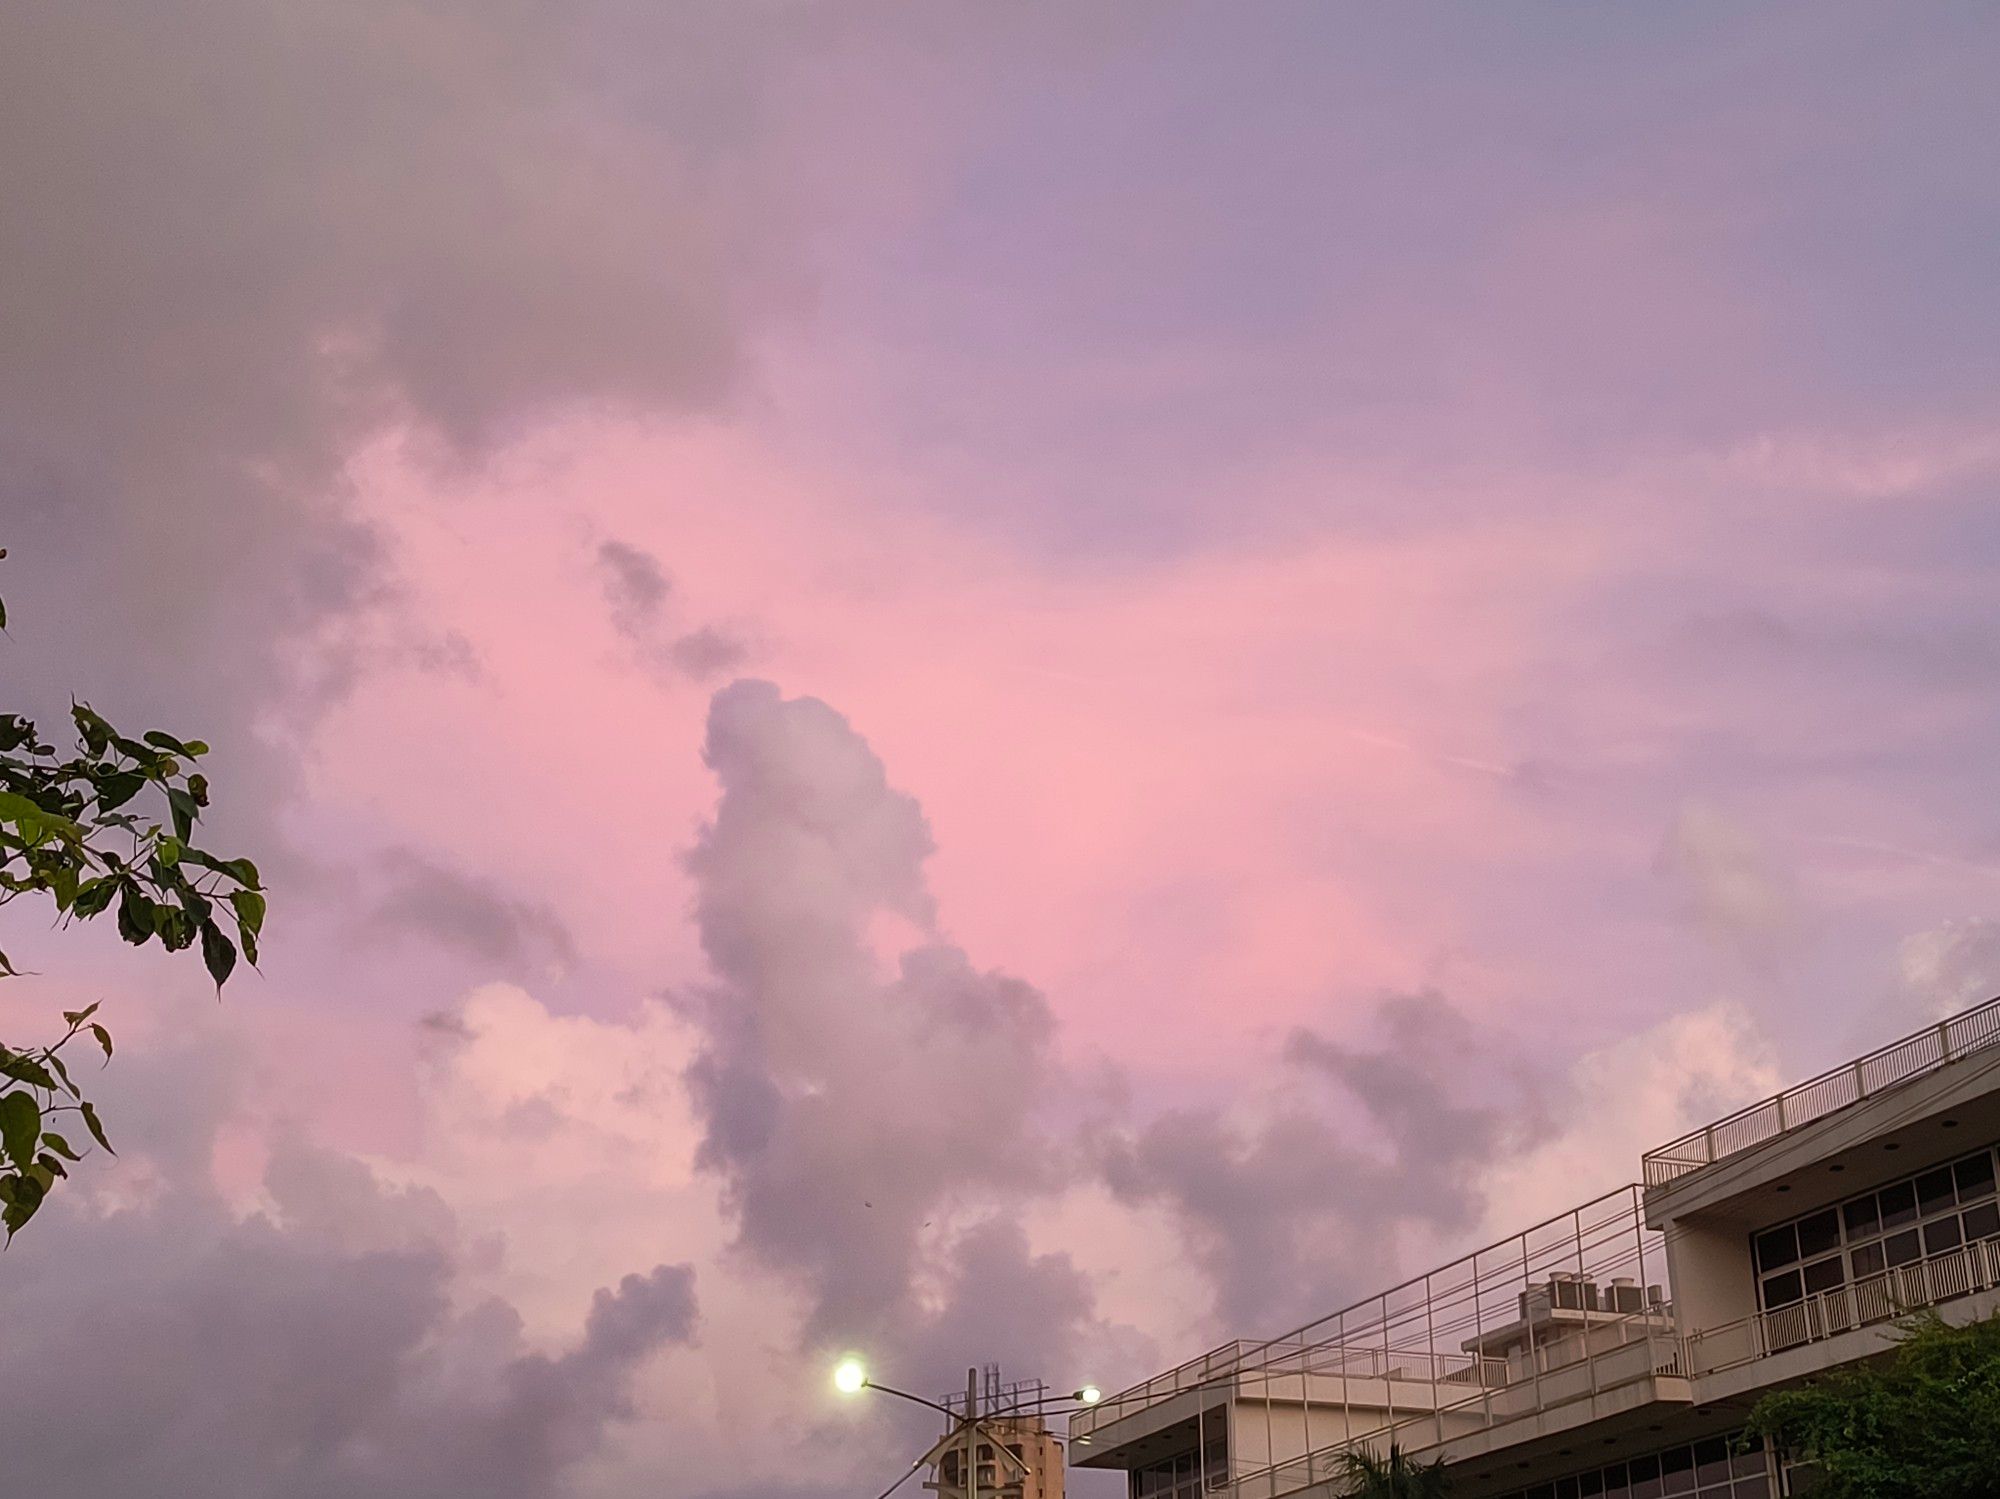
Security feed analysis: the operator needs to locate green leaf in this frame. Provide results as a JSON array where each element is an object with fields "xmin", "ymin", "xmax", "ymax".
[
  {"xmin": 37, "ymin": 1152, "xmax": 67, "ymax": 1179},
  {"xmin": 95, "ymin": 770, "xmax": 146, "ymax": 812},
  {"xmin": 71, "ymin": 703, "xmax": 112, "ymax": 758},
  {"xmin": 167, "ymin": 787, "xmax": 197, "ymax": 841},
  {"xmin": 229, "ymin": 888, "xmax": 267, "ymax": 936},
  {"xmin": 78, "ymin": 1099, "xmax": 114, "ymax": 1155},
  {"xmin": 61, "ymin": 1002, "xmax": 101, "ymax": 1025},
  {"xmin": 0, "ymin": 1054, "xmax": 57, "ymax": 1091},
  {"xmin": 40, "ymin": 1132, "xmax": 82, "ymax": 1162},
  {"xmin": 0, "ymin": 1090, "xmax": 42, "ymax": 1168},
  {"xmin": 71, "ymin": 876, "xmax": 117, "ymax": 918},
  {"xmin": 89, "ymin": 1023, "xmax": 113, "ymax": 1061},
  {"xmin": 200, "ymin": 920, "xmax": 237, "ymax": 988},
  {"xmin": 116, "ymin": 884, "xmax": 156, "ymax": 945}
]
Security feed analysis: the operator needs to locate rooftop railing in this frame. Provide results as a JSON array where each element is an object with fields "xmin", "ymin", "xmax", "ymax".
[
  {"xmin": 1073, "ymin": 1186, "xmax": 1665, "ymax": 1446},
  {"xmin": 1641, "ymin": 996, "xmax": 2000, "ymax": 1189}
]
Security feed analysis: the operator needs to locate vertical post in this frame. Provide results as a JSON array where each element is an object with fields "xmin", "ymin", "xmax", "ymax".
[
  {"xmin": 1382, "ymin": 1292, "xmax": 1395, "ymax": 1444},
  {"xmin": 1472, "ymin": 1250, "xmax": 1492, "ymax": 1430},
  {"xmin": 1939, "ymin": 1020, "xmax": 1955, "ymax": 1062},
  {"xmin": 1703, "ymin": 1123, "xmax": 1716, "ymax": 1163},
  {"xmin": 1299, "ymin": 1332, "xmax": 1314, "ymax": 1482},
  {"xmin": 967, "ymin": 1367, "xmax": 979, "ymax": 1499},
  {"xmin": 1853, "ymin": 1057, "xmax": 1868, "ymax": 1100},
  {"xmin": 1523, "ymin": 1232, "xmax": 1543, "ymax": 1417},
  {"xmin": 1425, "ymin": 1269, "xmax": 1442, "ymax": 1446}
]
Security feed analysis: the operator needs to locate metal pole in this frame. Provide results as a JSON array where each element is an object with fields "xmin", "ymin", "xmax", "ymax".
[{"xmin": 967, "ymin": 1367, "xmax": 979, "ymax": 1499}]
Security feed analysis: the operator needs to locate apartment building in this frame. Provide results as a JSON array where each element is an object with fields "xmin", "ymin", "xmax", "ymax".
[{"xmin": 1069, "ymin": 998, "xmax": 2000, "ymax": 1498}]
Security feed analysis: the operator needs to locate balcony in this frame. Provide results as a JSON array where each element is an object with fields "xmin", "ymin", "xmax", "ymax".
[
  {"xmin": 1073, "ymin": 1187, "xmax": 1684, "ymax": 1495},
  {"xmin": 1685, "ymin": 1232, "xmax": 2000, "ymax": 1377},
  {"xmin": 1641, "ymin": 997, "xmax": 2000, "ymax": 1189}
]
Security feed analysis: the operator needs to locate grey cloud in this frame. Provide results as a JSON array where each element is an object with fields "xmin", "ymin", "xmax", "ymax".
[
  {"xmin": 681, "ymin": 680, "xmax": 1086, "ymax": 1368},
  {"xmin": 0, "ymin": 1139, "xmax": 696, "ymax": 1499},
  {"xmin": 1103, "ymin": 992, "xmax": 1551, "ymax": 1333},
  {"xmin": 597, "ymin": 541, "xmax": 674, "ymax": 636},
  {"xmin": 0, "ymin": 1, "xmax": 796, "ymax": 873},
  {"xmin": 364, "ymin": 847, "xmax": 576, "ymax": 974},
  {"xmin": 595, "ymin": 539, "xmax": 751, "ymax": 683}
]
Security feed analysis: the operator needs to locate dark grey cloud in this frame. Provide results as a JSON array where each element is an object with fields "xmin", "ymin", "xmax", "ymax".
[
  {"xmin": 364, "ymin": 847, "xmax": 576, "ymax": 975},
  {"xmin": 0, "ymin": 1141, "xmax": 696, "ymax": 1499},
  {"xmin": 680, "ymin": 680, "xmax": 1092, "ymax": 1378},
  {"xmin": 1103, "ymin": 991, "xmax": 1551, "ymax": 1332},
  {"xmin": 594, "ymin": 538, "xmax": 750, "ymax": 683},
  {"xmin": 0, "ymin": 1, "xmax": 798, "ymax": 876}
]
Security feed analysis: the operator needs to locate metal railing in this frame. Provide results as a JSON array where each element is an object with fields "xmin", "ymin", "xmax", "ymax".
[
  {"xmin": 1642, "ymin": 997, "xmax": 2000, "ymax": 1188},
  {"xmin": 1231, "ymin": 1309, "xmax": 1686, "ymax": 1499},
  {"xmin": 1685, "ymin": 1234, "xmax": 2000, "ymax": 1377}
]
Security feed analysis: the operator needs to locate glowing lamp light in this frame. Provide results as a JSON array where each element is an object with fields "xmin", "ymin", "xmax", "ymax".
[
  {"xmin": 1077, "ymin": 1384, "xmax": 1103, "ymax": 1406},
  {"xmin": 833, "ymin": 1357, "xmax": 869, "ymax": 1395}
]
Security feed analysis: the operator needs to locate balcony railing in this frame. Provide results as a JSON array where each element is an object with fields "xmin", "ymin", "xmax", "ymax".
[
  {"xmin": 1642, "ymin": 997, "xmax": 2000, "ymax": 1188},
  {"xmin": 1229, "ymin": 1310, "xmax": 1687, "ymax": 1499},
  {"xmin": 1685, "ymin": 1234, "xmax": 2000, "ymax": 1377}
]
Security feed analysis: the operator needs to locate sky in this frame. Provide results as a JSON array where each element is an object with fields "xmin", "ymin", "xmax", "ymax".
[{"xmin": 3, "ymin": 3, "xmax": 2000, "ymax": 1495}]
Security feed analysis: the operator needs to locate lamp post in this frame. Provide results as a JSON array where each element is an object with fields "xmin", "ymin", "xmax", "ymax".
[{"xmin": 834, "ymin": 1360, "xmax": 1104, "ymax": 1499}]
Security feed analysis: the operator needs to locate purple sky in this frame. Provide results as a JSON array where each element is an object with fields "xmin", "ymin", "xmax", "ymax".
[{"xmin": 3, "ymin": 5, "xmax": 2000, "ymax": 1496}]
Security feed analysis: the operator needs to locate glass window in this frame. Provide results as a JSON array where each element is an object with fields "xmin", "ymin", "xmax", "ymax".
[
  {"xmin": 1917, "ymin": 1167, "xmax": 1957, "ymax": 1217},
  {"xmin": 1803, "ymin": 1256, "xmax": 1845, "ymax": 1294},
  {"xmin": 1884, "ymin": 1228, "xmax": 1921, "ymax": 1267},
  {"xmin": 1962, "ymin": 1200, "xmax": 2000, "ymax": 1241},
  {"xmin": 1556, "ymin": 1479, "xmax": 1580, "ymax": 1499},
  {"xmin": 1733, "ymin": 1476, "xmax": 1770, "ymax": 1499},
  {"xmin": 1850, "ymin": 1241, "xmax": 1886, "ymax": 1277},
  {"xmin": 1843, "ymin": 1195, "xmax": 1880, "ymax": 1239},
  {"xmin": 1629, "ymin": 1453, "xmax": 1662, "ymax": 1499},
  {"xmin": 1693, "ymin": 1438, "xmax": 1731, "ymax": 1486},
  {"xmin": 1880, "ymin": 1181, "xmax": 1918, "ymax": 1229},
  {"xmin": 1660, "ymin": 1445, "xmax": 1694, "ymax": 1494},
  {"xmin": 1954, "ymin": 1152, "xmax": 1996, "ymax": 1201},
  {"xmin": 1796, "ymin": 1210, "xmax": 1840, "ymax": 1259},
  {"xmin": 1753, "ymin": 1225, "xmax": 1797, "ymax": 1271},
  {"xmin": 1526, "ymin": 1486, "xmax": 1553, "ymax": 1499},
  {"xmin": 1924, "ymin": 1216, "xmax": 1964, "ymax": 1254},
  {"xmin": 1761, "ymin": 1269, "xmax": 1803, "ymax": 1307},
  {"xmin": 1579, "ymin": 1470, "xmax": 1605, "ymax": 1497},
  {"xmin": 1602, "ymin": 1461, "xmax": 1629, "ymax": 1498}
]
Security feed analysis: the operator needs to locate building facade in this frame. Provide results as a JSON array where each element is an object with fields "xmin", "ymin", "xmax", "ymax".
[{"xmin": 1070, "ymin": 998, "xmax": 2000, "ymax": 1498}]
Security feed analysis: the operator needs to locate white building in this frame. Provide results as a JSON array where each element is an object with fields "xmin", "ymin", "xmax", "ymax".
[{"xmin": 1070, "ymin": 998, "xmax": 2000, "ymax": 1498}]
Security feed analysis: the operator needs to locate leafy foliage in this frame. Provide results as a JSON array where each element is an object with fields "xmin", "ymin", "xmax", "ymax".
[
  {"xmin": 1335, "ymin": 1441, "xmax": 1453, "ymax": 1498},
  {"xmin": 1, "ymin": 549, "xmax": 264, "ymax": 1237},
  {"xmin": 1744, "ymin": 1311, "xmax": 2000, "ymax": 1498}
]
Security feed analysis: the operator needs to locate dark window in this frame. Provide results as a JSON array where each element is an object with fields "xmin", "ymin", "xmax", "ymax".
[
  {"xmin": 1602, "ymin": 1461, "xmax": 1629, "ymax": 1498},
  {"xmin": 1761, "ymin": 1269, "xmax": 1803, "ymax": 1307},
  {"xmin": 1579, "ymin": 1471, "xmax": 1605, "ymax": 1497},
  {"xmin": 1803, "ymin": 1256, "xmax": 1845, "ymax": 1294},
  {"xmin": 1880, "ymin": 1181, "xmax": 1918, "ymax": 1229},
  {"xmin": 1850, "ymin": 1241, "xmax": 1886, "ymax": 1277},
  {"xmin": 1924, "ymin": 1216, "xmax": 1964, "ymax": 1254},
  {"xmin": 1884, "ymin": 1228, "xmax": 1922, "ymax": 1266},
  {"xmin": 1693, "ymin": 1437, "xmax": 1730, "ymax": 1486},
  {"xmin": 1660, "ymin": 1444, "xmax": 1694, "ymax": 1494},
  {"xmin": 1556, "ymin": 1479, "xmax": 1580, "ymax": 1499},
  {"xmin": 1843, "ymin": 1196, "xmax": 1880, "ymax": 1239},
  {"xmin": 1954, "ymin": 1153, "xmax": 1996, "ymax": 1201},
  {"xmin": 1917, "ymin": 1167, "xmax": 1957, "ymax": 1217},
  {"xmin": 1629, "ymin": 1453, "xmax": 1662, "ymax": 1499},
  {"xmin": 1733, "ymin": 1477, "xmax": 1770, "ymax": 1499},
  {"xmin": 1526, "ymin": 1486, "xmax": 1553, "ymax": 1499},
  {"xmin": 1796, "ymin": 1210, "xmax": 1840, "ymax": 1259},
  {"xmin": 1754, "ymin": 1224, "xmax": 1798, "ymax": 1271},
  {"xmin": 1963, "ymin": 1200, "xmax": 2000, "ymax": 1241}
]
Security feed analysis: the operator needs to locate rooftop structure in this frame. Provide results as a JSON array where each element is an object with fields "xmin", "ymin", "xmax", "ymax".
[{"xmin": 1073, "ymin": 998, "xmax": 2000, "ymax": 1498}]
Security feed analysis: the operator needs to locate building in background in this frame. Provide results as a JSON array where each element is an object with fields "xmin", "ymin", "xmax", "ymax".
[
  {"xmin": 923, "ymin": 1369, "xmax": 1067, "ymax": 1499},
  {"xmin": 1070, "ymin": 998, "xmax": 2000, "ymax": 1498}
]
